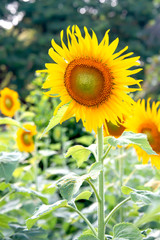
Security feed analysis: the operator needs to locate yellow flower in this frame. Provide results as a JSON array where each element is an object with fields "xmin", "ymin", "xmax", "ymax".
[
  {"xmin": 0, "ymin": 88, "xmax": 20, "ymax": 117},
  {"xmin": 16, "ymin": 123, "xmax": 37, "ymax": 152},
  {"xmin": 104, "ymin": 118, "xmax": 125, "ymax": 138},
  {"xmin": 125, "ymin": 99, "xmax": 160, "ymax": 169},
  {"xmin": 39, "ymin": 26, "xmax": 142, "ymax": 133}
]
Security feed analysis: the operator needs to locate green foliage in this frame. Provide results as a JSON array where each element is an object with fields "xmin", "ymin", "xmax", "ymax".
[
  {"xmin": 26, "ymin": 200, "xmax": 68, "ymax": 229},
  {"xmin": 0, "ymin": 152, "xmax": 21, "ymax": 182},
  {"xmin": 65, "ymin": 144, "xmax": 96, "ymax": 167},
  {"xmin": 75, "ymin": 191, "xmax": 92, "ymax": 201},
  {"xmin": 40, "ymin": 104, "xmax": 69, "ymax": 138},
  {"xmin": 78, "ymin": 234, "xmax": 99, "ymax": 240},
  {"xmin": 113, "ymin": 223, "xmax": 143, "ymax": 240},
  {"xmin": 104, "ymin": 131, "xmax": 156, "ymax": 155},
  {"xmin": 0, "ymin": 117, "xmax": 28, "ymax": 130}
]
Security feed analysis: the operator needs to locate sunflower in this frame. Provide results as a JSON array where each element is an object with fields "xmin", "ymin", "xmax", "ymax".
[
  {"xmin": 16, "ymin": 123, "xmax": 37, "ymax": 152},
  {"xmin": 125, "ymin": 99, "xmax": 160, "ymax": 169},
  {"xmin": 0, "ymin": 88, "xmax": 20, "ymax": 117},
  {"xmin": 38, "ymin": 26, "xmax": 142, "ymax": 133},
  {"xmin": 104, "ymin": 118, "xmax": 125, "ymax": 138}
]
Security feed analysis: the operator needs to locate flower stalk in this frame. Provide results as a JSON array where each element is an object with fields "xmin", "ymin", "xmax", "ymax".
[{"xmin": 97, "ymin": 126, "xmax": 105, "ymax": 240}]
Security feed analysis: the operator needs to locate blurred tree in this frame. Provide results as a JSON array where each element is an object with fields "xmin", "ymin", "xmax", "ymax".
[{"xmin": 0, "ymin": 0, "xmax": 160, "ymax": 97}]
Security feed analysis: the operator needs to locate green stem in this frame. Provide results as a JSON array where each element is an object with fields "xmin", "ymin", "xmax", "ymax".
[
  {"xmin": 105, "ymin": 197, "xmax": 131, "ymax": 225},
  {"xmin": 0, "ymin": 190, "xmax": 14, "ymax": 203},
  {"xmin": 119, "ymin": 148, "xmax": 123, "ymax": 222},
  {"xmin": 67, "ymin": 205, "xmax": 97, "ymax": 237},
  {"xmin": 97, "ymin": 126, "xmax": 105, "ymax": 240},
  {"xmin": 102, "ymin": 145, "xmax": 112, "ymax": 161},
  {"xmin": 87, "ymin": 179, "xmax": 101, "ymax": 202}
]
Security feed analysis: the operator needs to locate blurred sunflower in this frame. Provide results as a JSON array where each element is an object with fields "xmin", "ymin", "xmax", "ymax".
[
  {"xmin": 125, "ymin": 99, "xmax": 160, "ymax": 169},
  {"xmin": 104, "ymin": 118, "xmax": 125, "ymax": 138},
  {"xmin": 39, "ymin": 25, "xmax": 142, "ymax": 133},
  {"xmin": 0, "ymin": 88, "xmax": 20, "ymax": 117},
  {"xmin": 17, "ymin": 123, "xmax": 37, "ymax": 152}
]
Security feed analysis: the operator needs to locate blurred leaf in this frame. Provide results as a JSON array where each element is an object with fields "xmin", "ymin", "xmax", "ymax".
[
  {"xmin": 12, "ymin": 185, "xmax": 48, "ymax": 204},
  {"xmin": 65, "ymin": 145, "xmax": 95, "ymax": 167},
  {"xmin": 38, "ymin": 150, "xmax": 57, "ymax": 157},
  {"xmin": 78, "ymin": 234, "xmax": 99, "ymax": 240},
  {"xmin": 104, "ymin": 131, "xmax": 156, "ymax": 155},
  {"xmin": 131, "ymin": 190, "xmax": 160, "ymax": 205},
  {"xmin": 40, "ymin": 105, "xmax": 69, "ymax": 138},
  {"xmin": 0, "ymin": 118, "xmax": 28, "ymax": 131},
  {"xmin": 75, "ymin": 191, "xmax": 92, "ymax": 201},
  {"xmin": 113, "ymin": 223, "xmax": 143, "ymax": 240},
  {"xmin": 121, "ymin": 186, "xmax": 134, "ymax": 195},
  {"xmin": 0, "ymin": 152, "xmax": 21, "ymax": 182},
  {"xmin": 0, "ymin": 214, "xmax": 16, "ymax": 229},
  {"xmin": 0, "ymin": 182, "xmax": 11, "ymax": 191},
  {"xmin": 57, "ymin": 174, "xmax": 83, "ymax": 201},
  {"xmin": 26, "ymin": 200, "xmax": 68, "ymax": 229},
  {"xmin": 9, "ymin": 224, "xmax": 48, "ymax": 240}
]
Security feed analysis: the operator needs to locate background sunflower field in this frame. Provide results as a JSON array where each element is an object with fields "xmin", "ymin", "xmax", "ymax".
[{"xmin": 0, "ymin": 0, "xmax": 160, "ymax": 240}]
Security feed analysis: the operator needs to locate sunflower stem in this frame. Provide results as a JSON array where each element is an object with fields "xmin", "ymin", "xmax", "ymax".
[
  {"xmin": 66, "ymin": 205, "xmax": 97, "ymax": 237},
  {"xmin": 119, "ymin": 148, "xmax": 124, "ymax": 222},
  {"xmin": 97, "ymin": 126, "xmax": 105, "ymax": 240},
  {"xmin": 87, "ymin": 179, "xmax": 101, "ymax": 202},
  {"xmin": 104, "ymin": 196, "xmax": 131, "ymax": 225}
]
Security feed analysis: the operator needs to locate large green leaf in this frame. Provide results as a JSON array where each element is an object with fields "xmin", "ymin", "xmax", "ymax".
[
  {"xmin": 57, "ymin": 163, "xmax": 102, "ymax": 201},
  {"xmin": 131, "ymin": 190, "xmax": 160, "ymax": 205},
  {"xmin": 0, "ymin": 152, "xmax": 22, "ymax": 182},
  {"xmin": 57, "ymin": 174, "xmax": 83, "ymax": 201},
  {"xmin": 26, "ymin": 200, "xmax": 67, "ymax": 229},
  {"xmin": 65, "ymin": 144, "xmax": 96, "ymax": 167},
  {"xmin": 113, "ymin": 223, "xmax": 143, "ymax": 240},
  {"xmin": 40, "ymin": 104, "xmax": 69, "ymax": 138},
  {"xmin": 0, "ymin": 117, "xmax": 28, "ymax": 130},
  {"xmin": 121, "ymin": 186, "xmax": 160, "ymax": 205},
  {"xmin": 104, "ymin": 131, "xmax": 156, "ymax": 155}
]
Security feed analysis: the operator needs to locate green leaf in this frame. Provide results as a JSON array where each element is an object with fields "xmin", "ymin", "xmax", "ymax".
[
  {"xmin": 75, "ymin": 191, "xmax": 92, "ymax": 201},
  {"xmin": 0, "ymin": 117, "xmax": 28, "ymax": 131},
  {"xmin": 0, "ymin": 152, "xmax": 21, "ymax": 182},
  {"xmin": 0, "ymin": 182, "xmax": 11, "ymax": 191},
  {"xmin": 40, "ymin": 104, "xmax": 69, "ymax": 138},
  {"xmin": 65, "ymin": 145, "xmax": 92, "ymax": 167},
  {"xmin": 26, "ymin": 200, "xmax": 67, "ymax": 229},
  {"xmin": 121, "ymin": 186, "xmax": 134, "ymax": 195},
  {"xmin": 86, "ymin": 162, "xmax": 103, "ymax": 180},
  {"xmin": 78, "ymin": 234, "xmax": 99, "ymax": 240},
  {"xmin": 12, "ymin": 185, "xmax": 48, "ymax": 204},
  {"xmin": 38, "ymin": 150, "xmax": 57, "ymax": 157},
  {"xmin": 130, "ymin": 190, "xmax": 160, "ymax": 205},
  {"xmin": 57, "ymin": 174, "xmax": 83, "ymax": 201},
  {"xmin": 0, "ymin": 214, "xmax": 17, "ymax": 229},
  {"xmin": 113, "ymin": 223, "xmax": 143, "ymax": 240},
  {"xmin": 104, "ymin": 131, "xmax": 156, "ymax": 155},
  {"xmin": 9, "ymin": 224, "xmax": 48, "ymax": 240}
]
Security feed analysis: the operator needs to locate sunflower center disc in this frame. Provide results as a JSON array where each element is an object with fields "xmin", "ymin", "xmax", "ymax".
[
  {"xmin": 23, "ymin": 133, "xmax": 32, "ymax": 145},
  {"xmin": 64, "ymin": 58, "xmax": 113, "ymax": 107},
  {"xmin": 140, "ymin": 123, "xmax": 160, "ymax": 153},
  {"xmin": 5, "ymin": 97, "xmax": 13, "ymax": 109},
  {"xmin": 142, "ymin": 129, "xmax": 154, "ymax": 144}
]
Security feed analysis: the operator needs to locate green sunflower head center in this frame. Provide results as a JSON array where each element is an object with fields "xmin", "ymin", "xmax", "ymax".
[
  {"xmin": 141, "ymin": 128, "xmax": 154, "ymax": 145},
  {"xmin": 64, "ymin": 58, "xmax": 113, "ymax": 107},
  {"xmin": 5, "ymin": 97, "xmax": 13, "ymax": 109},
  {"xmin": 23, "ymin": 133, "xmax": 32, "ymax": 145}
]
